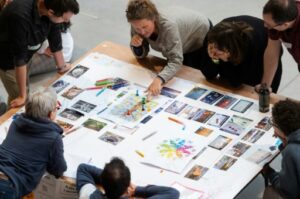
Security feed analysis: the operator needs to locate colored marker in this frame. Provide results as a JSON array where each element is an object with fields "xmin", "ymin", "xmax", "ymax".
[
  {"xmin": 97, "ymin": 107, "xmax": 108, "ymax": 115},
  {"xmin": 96, "ymin": 78, "xmax": 113, "ymax": 82},
  {"xmin": 96, "ymin": 88, "xmax": 106, "ymax": 97},
  {"xmin": 168, "ymin": 117, "xmax": 186, "ymax": 130},
  {"xmin": 110, "ymin": 83, "xmax": 129, "ymax": 90},
  {"xmin": 95, "ymin": 81, "xmax": 114, "ymax": 86},
  {"xmin": 135, "ymin": 150, "xmax": 144, "ymax": 158},
  {"xmin": 142, "ymin": 131, "xmax": 157, "ymax": 141},
  {"xmin": 85, "ymin": 86, "xmax": 105, "ymax": 90}
]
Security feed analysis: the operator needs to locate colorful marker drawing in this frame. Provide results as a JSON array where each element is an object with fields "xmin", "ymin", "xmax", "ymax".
[{"xmin": 157, "ymin": 138, "xmax": 196, "ymax": 160}]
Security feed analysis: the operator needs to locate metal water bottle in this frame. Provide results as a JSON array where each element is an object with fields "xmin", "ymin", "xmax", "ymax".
[{"xmin": 259, "ymin": 83, "xmax": 270, "ymax": 113}]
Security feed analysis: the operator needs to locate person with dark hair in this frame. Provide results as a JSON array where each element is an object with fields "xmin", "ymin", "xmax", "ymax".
[
  {"xmin": 258, "ymin": 0, "xmax": 300, "ymax": 92},
  {"xmin": 198, "ymin": 15, "xmax": 282, "ymax": 93},
  {"xmin": 76, "ymin": 157, "xmax": 180, "ymax": 199},
  {"xmin": 0, "ymin": 87, "xmax": 67, "ymax": 198},
  {"xmin": 262, "ymin": 99, "xmax": 300, "ymax": 199},
  {"xmin": 0, "ymin": 0, "xmax": 79, "ymax": 108},
  {"xmin": 126, "ymin": 0, "xmax": 210, "ymax": 96}
]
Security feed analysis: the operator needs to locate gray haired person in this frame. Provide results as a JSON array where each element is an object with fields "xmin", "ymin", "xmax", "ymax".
[{"xmin": 0, "ymin": 87, "xmax": 67, "ymax": 198}]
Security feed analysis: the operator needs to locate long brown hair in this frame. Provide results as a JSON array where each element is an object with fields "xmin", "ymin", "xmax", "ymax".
[{"xmin": 126, "ymin": 0, "xmax": 159, "ymax": 22}]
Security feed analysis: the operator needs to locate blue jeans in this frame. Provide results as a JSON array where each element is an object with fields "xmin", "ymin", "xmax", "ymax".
[{"xmin": 0, "ymin": 179, "xmax": 17, "ymax": 199}]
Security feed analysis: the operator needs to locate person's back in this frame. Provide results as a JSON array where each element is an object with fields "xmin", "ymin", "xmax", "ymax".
[{"xmin": 0, "ymin": 87, "xmax": 67, "ymax": 197}]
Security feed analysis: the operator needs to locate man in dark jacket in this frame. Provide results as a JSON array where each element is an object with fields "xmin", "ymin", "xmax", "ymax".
[
  {"xmin": 76, "ymin": 157, "xmax": 179, "ymax": 199},
  {"xmin": 0, "ymin": 87, "xmax": 67, "ymax": 198},
  {"xmin": 262, "ymin": 99, "xmax": 300, "ymax": 199}
]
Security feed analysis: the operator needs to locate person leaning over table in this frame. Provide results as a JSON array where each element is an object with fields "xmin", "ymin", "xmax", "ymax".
[
  {"xmin": 0, "ymin": 87, "xmax": 67, "ymax": 198},
  {"xmin": 257, "ymin": 0, "xmax": 300, "ymax": 92},
  {"xmin": 262, "ymin": 99, "xmax": 300, "ymax": 199},
  {"xmin": 197, "ymin": 15, "xmax": 283, "ymax": 93},
  {"xmin": 126, "ymin": 0, "xmax": 211, "ymax": 96},
  {"xmin": 0, "ymin": 0, "xmax": 79, "ymax": 108},
  {"xmin": 76, "ymin": 157, "xmax": 180, "ymax": 199}
]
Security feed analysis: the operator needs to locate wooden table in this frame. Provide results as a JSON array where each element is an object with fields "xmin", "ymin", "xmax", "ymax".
[{"xmin": 0, "ymin": 41, "xmax": 286, "ymax": 124}]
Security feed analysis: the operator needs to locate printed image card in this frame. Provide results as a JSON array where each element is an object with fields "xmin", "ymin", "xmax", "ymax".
[
  {"xmin": 165, "ymin": 100, "xmax": 187, "ymax": 115},
  {"xmin": 209, "ymin": 135, "xmax": 232, "ymax": 150},
  {"xmin": 255, "ymin": 117, "xmax": 272, "ymax": 131},
  {"xmin": 200, "ymin": 91, "xmax": 224, "ymax": 105},
  {"xmin": 231, "ymin": 99, "xmax": 253, "ymax": 113},
  {"xmin": 215, "ymin": 95, "xmax": 238, "ymax": 109},
  {"xmin": 185, "ymin": 165, "xmax": 209, "ymax": 181},
  {"xmin": 59, "ymin": 108, "xmax": 84, "ymax": 121},
  {"xmin": 83, "ymin": 118, "xmax": 107, "ymax": 131},
  {"xmin": 178, "ymin": 105, "xmax": 200, "ymax": 120},
  {"xmin": 56, "ymin": 120, "xmax": 74, "ymax": 131},
  {"xmin": 52, "ymin": 80, "xmax": 70, "ymax": 94},
  {"xmin": 246, "ymin": 148, "xmax": 272, "ymax": 164},
  {"xmin": 99, "ymin": 131, "xmax": 124, "ymax": 145},
  {"xmin": 185, "ymin": 87, "xmax": 207, "ymax": 100},
  {"xmin": 226, "ymin": 142, "xmax": 251, "ymax": 157},
  {"xmin": 192, "ymin": 109, "xmax": 215, "ymax": 123},
  {"xmin": 67, "ymin": 64, "xmax": 89, "ymax": 78},
  {"xmin": 242, "ymin": 129, "xmax": 265, "ymax": 143},
  {"xmin": 220, "ymin": 115, "xmax": 253, "ymax": 136},
  {"xmin": 171, "ymin": 182, "xmax": 204, "ymax": 199},
  {"xmin": 214, "ymin": 155, "xmax": 237, "ymax": 171},
  {"xmin": 72, "ymin": 100, "xmax": 97, "ymax": 113},
  {"xmin": 207, "ymin": 113, "xmax": 229, "ymax": 128},
  {"xmin": 62, "ymin": 86, "xmax": 84, "ymax": 100},
  {"xmin": 194, "ymin": 126, "xmax": 213, "ymax": 137},
  {"xmin": 160, "ymin": 87, "xmax": 181, "ymax": 99}
]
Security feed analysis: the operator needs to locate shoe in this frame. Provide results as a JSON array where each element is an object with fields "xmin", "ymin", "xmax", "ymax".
[{"xmin": 0, "ymin": 102, "xmax": 7, "ymax": 116}]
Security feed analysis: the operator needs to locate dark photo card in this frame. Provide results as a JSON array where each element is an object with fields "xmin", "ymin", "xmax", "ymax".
[{"xmin": 200, "ymin": 91, "xmax": 224, "ymax": 105}]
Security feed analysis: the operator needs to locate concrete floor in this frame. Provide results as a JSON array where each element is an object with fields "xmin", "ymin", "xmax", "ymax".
[{"xmin": 0, "ymin": 0, "xmax": 298, "ymax": 198}]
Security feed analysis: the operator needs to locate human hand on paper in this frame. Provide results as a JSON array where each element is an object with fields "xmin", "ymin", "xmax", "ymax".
[
  {"xmin": 10, "ymin": 96, "xmax": 26, "ymax": 108},
  {"xmin": 146, "ymin": 77, "xmax": 163, "ymax": 96},
  {"xmin": 130, "ymin": 34, "xmax": 143, "ymax": 47}
]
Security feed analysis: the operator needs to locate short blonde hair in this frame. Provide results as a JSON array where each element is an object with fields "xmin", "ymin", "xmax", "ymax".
[{"xmin": 25, "ymin": 87, "xmax": 57, "ymax": 119}]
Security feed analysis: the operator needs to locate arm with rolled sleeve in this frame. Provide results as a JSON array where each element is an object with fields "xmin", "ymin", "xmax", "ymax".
[
  {"xmin": 47, "ymin": 135, "xmax": 67, "ymax": 178},
  {"xmin": 134, "ymin": 185, "xmax": 180, "ymax": 199},
  {"xmin": 76, "ymin": 164, "xmax": 103, "ymax": 199},
  {"xmin": 157, "ymin": 27, "xmax": 184, "ymax": 83}
]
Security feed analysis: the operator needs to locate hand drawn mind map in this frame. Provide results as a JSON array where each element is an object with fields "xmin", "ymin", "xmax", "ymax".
[
  {"xmin": 109, "ymin": 94, "xmax": 158, "ymax": 122},
  {"xmin": 157, "ymin": 138, "xmax": 196, "ymax": 160}
]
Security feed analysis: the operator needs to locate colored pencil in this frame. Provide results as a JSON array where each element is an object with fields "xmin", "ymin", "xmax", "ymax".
[
  {"xmin": 142, "ymin": 131, "xmax": 157, "ymax": 141},
  {"xmin": 135, "ymin": 150, "xmax": 144, "ymax": 158}
]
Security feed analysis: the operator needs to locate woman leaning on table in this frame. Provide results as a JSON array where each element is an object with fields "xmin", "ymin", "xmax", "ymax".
[
  {"xmin": 198, "ymin": 15, "xmax": 283, "ymax": 93},
  {"xmin": 126, "ymin": 0, "xmax": 211, "ymax": 96}
]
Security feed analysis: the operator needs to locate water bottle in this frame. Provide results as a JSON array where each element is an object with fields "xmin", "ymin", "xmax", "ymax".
[{"xmin": 259, "ymin": 83, "xmax": 270, "ymax": 113}]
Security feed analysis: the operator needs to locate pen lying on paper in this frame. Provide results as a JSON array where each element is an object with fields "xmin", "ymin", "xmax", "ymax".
[
  {"xmin": 62, "ymin": 126, "xmax": 81, "ymax": 138},
  {"xmin": 142, "ymin": 131, "xmax": 157, "ymax": 141},
  {"xmin": 135, "ymin": 150, "xmax": 144, "ymax": 158},
  {"xmin": 168, "ymin": 117, "xmax": 186, "ymax": 130}
]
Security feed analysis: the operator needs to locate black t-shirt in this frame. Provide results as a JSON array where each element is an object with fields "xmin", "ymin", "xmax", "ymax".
[{"xmin": 0, "ymin": 0, "xmax": 62, "ymax": 70}]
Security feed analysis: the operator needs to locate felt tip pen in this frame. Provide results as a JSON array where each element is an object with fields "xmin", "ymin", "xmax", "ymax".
[
  {"xmin": 168, "ymin": 117, "xmax": 186, "ymax": 130},
  {"xmin": 110, "ymin": 83, "xmax": 129, "ymax": 90},
  {"xmin": 96, "ymin": 88, "xmax": 106, "ymax": 97},
  {"xmin": 85, "ymin": 86, "xmax": 105, "ymax": 90},
  {"xmin": 135, "ymin": 150, "xmax": 144, "ymax": 158},
  {"xmin": 142, "ymin": 131, "xmax": 157, "ymax": 141},
  {"xmin": 96, "ymin": 78, "xmax": 113, "ymax": 82}
]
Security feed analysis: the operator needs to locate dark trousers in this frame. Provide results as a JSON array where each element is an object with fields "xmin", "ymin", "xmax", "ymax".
[{"xmin": 0, "ymin": 179, "xmax": 17, "ymax": 199}]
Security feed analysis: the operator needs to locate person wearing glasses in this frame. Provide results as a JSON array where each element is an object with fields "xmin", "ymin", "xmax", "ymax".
[
  {"xmin": 262, "ymin": 99, "xmax": 300, "ymax": 199},
  {"xmin": 0, "ymin": 87, "xmax": 67, "ymax": 198},
  {"xmin": 258, "ymin": 0, "xmax": 300, "ymax": 92},
  {"xmin": 126, "ymin": 0, "xmax": 211, "ymax": 96},
  {"xmin": 197, "ymin": 15, "xmax": 282, "ymax": 93}
]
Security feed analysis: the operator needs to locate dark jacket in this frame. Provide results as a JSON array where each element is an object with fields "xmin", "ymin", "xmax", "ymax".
[
  {"xmin": 198, "ymin": 15, "xmax": 282, "ymax": 93},
  {"xmin": 265, "ymin": 129, "xmax": 300, "ymax": 199},
  {"xmin": 0, "ymin": 114, "xmax": 67, "ymax": 197},
  {"xmin": 76, "ymin": 164, "xmax": 180, "ymax": 199}
]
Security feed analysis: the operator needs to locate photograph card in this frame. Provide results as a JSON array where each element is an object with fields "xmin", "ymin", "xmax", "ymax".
[
  {"xmin": 62, "ymin": 86, "xmax": 84, "ymax": 100},
  {"xmin": 52, "ymin": 80, "xmax": 70, "ymax": 94},
  {"xmin": 83, "ymin": 118, "xmax": 107, "ymax": 131},
  {"xmin": 56, "ymin": 120, "xmax": 74, "ymax": 131},
  {"xmin": 208, "ymin": 135, "xmax": 232, "ymax": 150},
  {"xmin": 194, "ymin": 126, "xmax": 213, "ymax": 137},
  {"xmin": 59, "ymin": 108, "xmax": 84, "ymax": 121},
  {"xmin": 226, "ymin": 142, "xmax": 251, "ymax": 157},
  {"xmin": 185, "ymin": 165, "xmax": 209, "ymax": 180},
  {"xmin": 185, "ymin": 87, "xmax": 207, "ymax": 100},
  {"xmin": 207, "ymin": 113, "xmax": 229, "ymax": 128},
  {"xmin": 255, "ymin": 117, "xmax": 272, "ymax": 131},
  {"xmin": 231, "ymin": 99, "xmax": 253, "ymax": 113},
  {"xmin": 200, "ymin": 91, "xmax": 224, "ymax": 105},
  {"xmin": 99, "ymin": 131, "xmax": 124, "ymax": 145},
  {"xmin": 215, "ymin": 95, "xmax": 238, "ymax": 109},
  {"xmin": 242, "ymin": 129, "xmax": 265, "ymax": 143},
  {"xmin": 220, "ymin": 115, "xmax": 253, "ymax": 136},
  {"xmin": 160, "ymin": 87, "xmax": 181, "ymax": 99},
  {"xmin": 72, "ymin": 100, "xmax": 96, "ymax": 113},
  {"xmin": 67, "ymin": 64, "xmax": 89, "ymax": 78},
  {"xmin": 192, "ymin": 109, "xmax": 215, "ymax": 123},
  {"xmin": 165, "ymin": 101, "xmax": 187, "ymax": 115},
  {"xmin": 214, "ymin": 155, "xmax": 237, "ymax": 171}
]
